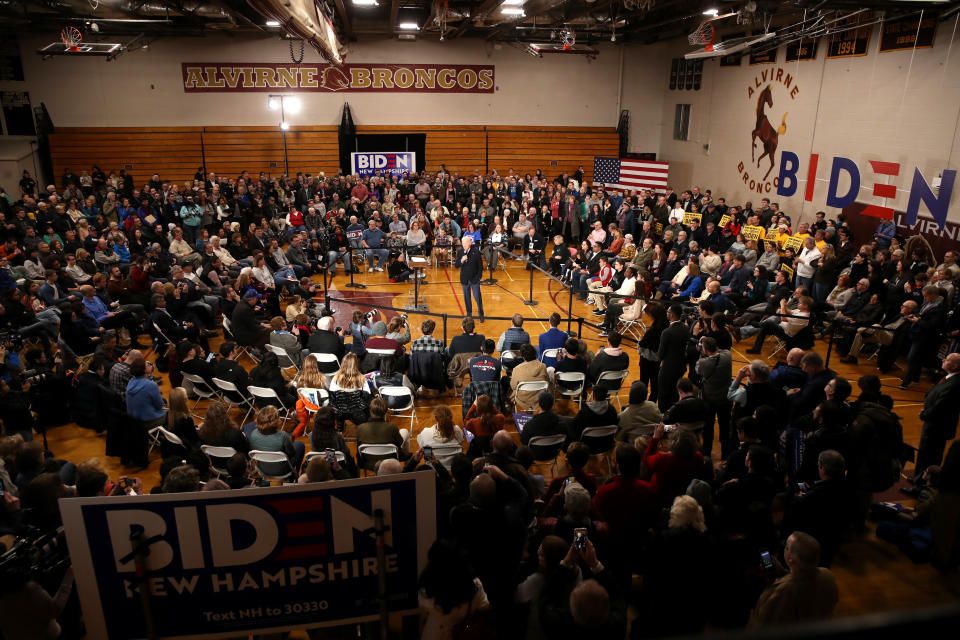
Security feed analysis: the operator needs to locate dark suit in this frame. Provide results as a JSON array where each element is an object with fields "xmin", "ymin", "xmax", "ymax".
[
  {"xmin": 213, "ymin": 358, "xmax": 251, "ymax": 399},
  {"xmin": 230, "ymin": 299, "xmax": 266, "ymax": 347},
  {"xmin": 916, "ymin": 373, "xmax": 960, "ymax": 474},
  {"xmin": 456, "ymin": 245, "xmax": 484, "ymax": 317},
  {"xmin": 306, "ymin": 330, "xmax": 346, "ymax": 372},
  {"xmin": 657, "ymin": 320, "xmax": 691, "ymax": 410},
  {"xmin": 903, "ymin": 299, "xmax": 946, "ymax": 385}
]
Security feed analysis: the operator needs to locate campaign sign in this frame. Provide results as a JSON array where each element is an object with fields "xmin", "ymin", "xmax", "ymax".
[
  {"xmin": 351, "ymin": 152, "xmax": 416, "ymax": 178},
  {"xmin": 59, "ymin": 473, "xmax": 436, "ymax": 640}
]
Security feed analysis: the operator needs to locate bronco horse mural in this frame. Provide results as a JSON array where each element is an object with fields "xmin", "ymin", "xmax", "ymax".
[{"xmin": 751, "ymin": 85, "xmax": 788, "ymax": 180}]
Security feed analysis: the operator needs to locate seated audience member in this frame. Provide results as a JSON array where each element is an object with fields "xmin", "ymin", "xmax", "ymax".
[
  {"xmin": 537, "ymin": 312, "xmax": 568, "ymax": 367},
  {"xmin": 769, "ymin": 347, "xmax": 808, "ymax": 391},
  {"xmin": 544, "ymin": 442, "xmax": 599, "ymax": 499},
  {"xmin": 644, "ymin": 423, "xmax": 709, "ymax": 505},
  {"xmin": 554, "ymin": 337, "xmax": 589, "ymax": 383},
  {"xmin": 520, "ymin": 392, "xmax": 568, "ymax": 457},
  {"xmin": 249, "ymin": 351, "xmax": 297, "ymax": 407},
  {"xmin": 592, "ymin": 443, "xmax": 659, "ymax": 555},
  {"xmin": 662, "ymin": 377, "xmax": 708, "ymax": 437},
  {"xmin": 569, "ymin": 387, "xmax": 619, "ymax": 445},
  {"xmin": 447, "ymin": 316, "xmax": 485, "ymax": 358},
  {"xmin": 617, "ymin": 381, "xmax": 663, "ymax": 441},
  {"xmin": 749, "ymin": 532, "xmax": 838, "ymax": 627},
  {"xmin": 213, "ymin": 341, "xmax": 251, "ymax": 396},
  {"xmin": 510, "ymin": 344, "xmax": 550, "ymax": 411},
  {"xmin": 746, "ymin": 296, "xmax": 812, "ymax": 354},
  {"xmin": 268, "ymin": 315, "xmax": 302, "ymax": 367},
  {"xmin": 417, "ymin": 406, "xmax": 465, "ymax": 465},
  {"xmin": 307, "ymin": 315, "xmax": 346, "ymax": 372},
  {"xmin": 497, "ymin": 313, "xmax": 531, "ymax": 352},
  {"xmin": 463, "ymin": 394, "xmax": 505, "ymax": 455},
  {"xmin": 311, "ymin": 406, "xmax": 357, "ymax": 477},
  {"xmin": 782, "ymin": 449, "xmax": 850, "ymax": 565},
  {"xmin": 587, "ymin": 332, "xmax": 629, "ymax": 391},
  {"xmin": 356, "ymin": 396, "xmax": 411, "ymax": 465},
  {"xmin": 248, "ymin": 405, "xmax": 305, "ymax": 477},
  {"xmin": 640, "ymin": 495, "xmax": 714, "ymax": 638},
  {"xmin": 125, "ymin": 357, "xmax": 166, "ymax": 428},
  {"xmin": 715, "ymin": 416, "xmax": 764, "ymax": 484},
  {"xmin": 468, "ymin": 339, "xmax": 501, "ymax": 382},
  {"xmin": 417, "ymin": 540, "xmax": 490, "ymax": 640}
]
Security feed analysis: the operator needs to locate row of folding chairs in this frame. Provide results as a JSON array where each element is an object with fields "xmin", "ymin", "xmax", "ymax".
[{"xmin": 526, "ymin": 424, "xmax": 619, "ymax": 476}]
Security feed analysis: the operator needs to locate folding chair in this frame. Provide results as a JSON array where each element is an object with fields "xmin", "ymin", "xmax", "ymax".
[
  {"xmin": 595, "ymin": 370, "xmax": 629, "ymax": 409},
  {"xmin": 556, "ymin": 372, "xmax": 586, "ymax": 409},
  {"xmin": 249, "ymin": 450, "xmax": 296, "ymax": 482},
  {"xmin": 222, "ymin": 314, "xmax": 257, "ymax": 364},
  {"xmin": 247, "ymin": 385, "xmax": 295, "ymax": 426},
  {"xmin": 540, "ymin": 348, "xmax": 562, "ymax": 366},
  {"xmin": 500, "ymin": 350, "xmax": 521, "ymax": 373},
  {"xmin": 768, "ymin": 335, "xmax": 788, "ymax": 361},
  {"xmin": 147, "ymin": 425, "xmax": 184, "ymax": 456},
  {"xmin": 357, "ymin": 443, "xmax": 399, "ymax": 476},
  {"xmin": 527, "ymin": 434, "xmax": 567, "ymax": 475},
  {"xmin": 152, "ymin": 321, "xmax": 176, "ymax": 351},
  {"xmin": 181, "ymin": 372, "xmax": 220, "ymax": 416},
  {"xmin": 366, "ymin": 347, "xmax": 398, "ymax": 358},
  {"xmin": 74, "ymin": 352, "xmax": 96, "ymax": 376},
  {"xmin": 266, "ymin": 343, "xmax": 300, "ymax": 373},
  {"xmin": 212, "ymin": 377, "xmax": 256, "ymax": 425},
  {"xmin": 579, "ymin": 425, "xmax": 619, "ymax": 476},
  {"xmin": 200, "ymin": 445, "xmax": 237, "ymax": 477},
  {"xmin": 379, "ymin": 386, "xmax": 417, "ymax": 432},
  {"xmin": 617, "ymin": 317, "xmax": 645, "ymax": 341},
  {"xmin": 311, "ymin": 353, "xmax": 341, "ymax": 380},
  {"xmin": 514, "ymin": 380, "xmax": 550, "ymax": 413},
  {"xmin": 429, "ymin": 443, "xmax": 465, "ymax": 469}
]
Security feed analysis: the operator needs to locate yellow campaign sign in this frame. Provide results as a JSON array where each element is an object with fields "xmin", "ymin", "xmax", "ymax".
[
  {"xmin": 780, "ymin": 264, "xmax": 795, "ymax": 279},
  {"xmin": 683, "ymin": 212, "xmax": 702, "ymax": 226},
  {"xmin": 717, "ymin": 214, "xmax": 731, "ymax": 229},
  {"xmin": 742, "ymin": 225, "xmax": 766, "ymax": 241},
  {"xmin": 655, "ymin": 222, "xmax": 664, "ymax": 235},
  {"xmin": 782, "ymin": 235, "xmax": 804, "ymax": 251}
]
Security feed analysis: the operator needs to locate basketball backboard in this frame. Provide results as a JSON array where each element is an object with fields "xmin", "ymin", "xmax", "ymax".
[{"xmin": 38, "ymin": 42, "xmax": 122, "ymax": 57}]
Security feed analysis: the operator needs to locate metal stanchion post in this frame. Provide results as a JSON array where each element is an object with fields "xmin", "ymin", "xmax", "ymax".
[
  {"xmin": 442, "ymin": 313, "xmax": 448, "ymax": 345},
  {"xmin": 523, "ymin": 260, "xmax": 539, "ymax": 306},
  {"xmin": 567, "ymin": 284, "xmax": 574, "ymax": 334},
  {"xmin": 345, "ymin": 248, "xmax": 366, "ymax": 289},
  {"xmin": 577, "ymin": 317, "xmax": 584, "ymax": 338},
  {"xmin": 825, "ymin": 318, "xmax": 835, "ymax": 369}
]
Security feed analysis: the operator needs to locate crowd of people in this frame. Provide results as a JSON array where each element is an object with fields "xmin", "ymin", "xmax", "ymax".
[{"xmin": 1, "ymin": 164, "xmax": 959, "ymax": 639}]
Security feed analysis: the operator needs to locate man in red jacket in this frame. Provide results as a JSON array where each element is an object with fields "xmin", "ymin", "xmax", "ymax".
[{"xmin": 593, "ymin": 443, "xmax": 658, "ymax": 553}]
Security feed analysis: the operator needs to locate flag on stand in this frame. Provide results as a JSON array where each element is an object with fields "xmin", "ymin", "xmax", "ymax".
[{"xmin": 593, "ymin": 157, "xmax": 670, "ymax": 191}]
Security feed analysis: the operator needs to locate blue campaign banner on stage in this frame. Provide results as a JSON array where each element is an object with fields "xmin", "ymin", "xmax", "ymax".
[
  {"xmin": 59, "ymin": 473, "xmax": 436, "ymax": 640},
  {"xmin": 350, "ymin": 152, "xmax": 416, "ymax": 177}
]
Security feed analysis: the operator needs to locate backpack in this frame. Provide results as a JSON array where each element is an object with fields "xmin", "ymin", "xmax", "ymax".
[{"xmin": 854, "ymin": 402, "xmax": 904, "ymax": 492}]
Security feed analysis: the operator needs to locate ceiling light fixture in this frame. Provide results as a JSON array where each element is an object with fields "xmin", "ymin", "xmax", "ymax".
[
  {"xmin": 501, "ymin": 7, "xmax": 525, "ymax": 15},
  {"xmin": 502, "ymin": 0, "xmax": 524, "ymax": 4},
  {"xmin": 280, "ymin": 121, "xmax": 290, "ymax": 130},
  {"xmin": 265, "ymin": 20, "xmax": 280, "ymax": 27},
  {"xmin": 267, "ymin": 97, "xmax": 281, "ymax": 111},
  {"xmin": 352, "ymin": 0, "xmax": 377, "ymax": 5},
  {"xmin": 702, "ymin": 8, "xmax": 719, "ymax": 17},
  {"xmin": 285, "ymin": 96, "xmax": 302, "ymax": 113},
  {"xmin": 398, "ymin": 22, "xmax": 420, "ymax": 29}
]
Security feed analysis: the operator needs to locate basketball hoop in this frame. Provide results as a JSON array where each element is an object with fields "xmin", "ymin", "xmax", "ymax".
[
  {"xmin": 60, "ymin": 26, "xmax": 82, "ymax": 52},
  {"xmin": 688, "ymin": 21, "xmax": 715, "ymax": 51}
]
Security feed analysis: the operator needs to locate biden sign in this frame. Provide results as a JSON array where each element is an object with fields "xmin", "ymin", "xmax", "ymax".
[
  {"xmin": 59, "ymin": 473, "xmax": 436, "ymax": 639},
  {"xmin": 351, "ymin": 152, "xmax": 417, "ymax": 178}
]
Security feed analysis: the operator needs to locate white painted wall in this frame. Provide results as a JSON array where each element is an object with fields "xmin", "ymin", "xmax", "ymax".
[
  {"xmin": 4, "ymin": 34, "xmax": 651, "ymax": 130},
  {"xmin": 650, "ymin": 19, "xmax": 960, "ymax": 224},
  {"xmin": 0, "ymin": 137, "xmax": 40, "ymax": 193}
]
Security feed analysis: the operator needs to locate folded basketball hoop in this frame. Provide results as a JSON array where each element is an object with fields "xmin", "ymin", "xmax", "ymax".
[{"xmin": 61, "ymin": 26, "xmax": 82, "ymax": 52}]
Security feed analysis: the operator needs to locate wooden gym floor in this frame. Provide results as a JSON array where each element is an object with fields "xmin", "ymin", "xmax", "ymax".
[{"xmin": 44, "ymin": 252, "xmax": 960, "ymax": 626}]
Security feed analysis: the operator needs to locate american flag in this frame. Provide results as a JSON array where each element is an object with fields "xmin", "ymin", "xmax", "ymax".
[{"xmin": 593, "ymin": 157, "xmax": 670, "ymax": 191}]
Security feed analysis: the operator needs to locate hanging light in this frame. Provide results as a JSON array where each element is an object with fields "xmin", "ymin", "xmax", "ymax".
[
  {"xmin": 267, "ymin": 97, "xmax": 281, "ymax": 111},
  {"xmin": 280, "ymin": 121, "xmax": 290, "ymax": 130},
  {"xmin": 285, "ymin": 96, "xmax": 302, "ymax": 114}
]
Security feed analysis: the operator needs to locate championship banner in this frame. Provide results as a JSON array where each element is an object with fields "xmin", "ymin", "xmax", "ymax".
[
  {"xmin": 782, "ymin": 235, "xmax": 804, "ymax": 251},
  {"xmin": 351, "ymin": 152, "xmax": 417, "ymax": 178},
  {"xmin": 682, "ymin": 212, "xmax": 702, "ymax": 226},
  {"xmin": 717, "ymin": 214, "xmax": 732, "ymax": 229},
  {"xmin": 60, "ymin": 474, "xmax": 436, "ymax": 640},
  {"xmin": 182, "ymin": 63, "xmax": 495, "ymax": 93},
  {"xmin": 741, "ymin": 225, "xmax": 766, "ymax": 241}
]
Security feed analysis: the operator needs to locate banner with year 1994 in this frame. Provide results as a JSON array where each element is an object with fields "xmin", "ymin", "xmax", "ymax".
[{"xmin": 59, "ymin": 473, "xmax": 436, "ymax": 640}]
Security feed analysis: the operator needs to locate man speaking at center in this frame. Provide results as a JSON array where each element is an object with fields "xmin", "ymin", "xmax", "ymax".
[{"xmin": 457, "ymin": 236, "xmax": 485, "ymax": 322}]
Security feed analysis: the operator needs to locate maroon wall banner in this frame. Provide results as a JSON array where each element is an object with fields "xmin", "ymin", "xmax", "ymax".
[
  {"xmin": 844, "ymin": 202, "xmax": 960, "ymax": 260},
  {"xmin": 181, "ymin": 63, "xmax": 495, "ymax": 93}
]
